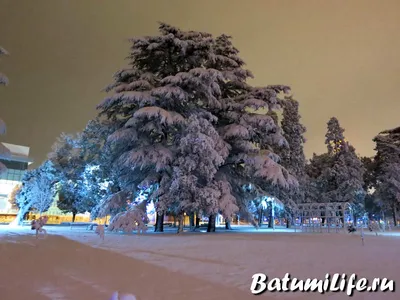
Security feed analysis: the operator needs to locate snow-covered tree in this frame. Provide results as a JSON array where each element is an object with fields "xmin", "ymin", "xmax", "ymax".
[
  {"xmin": 205, "ymin": 34, "xmax": 297, "ymax": 230},
  {"xmin": 97, "ymin": 23, "xmax": 297, "ymax": 233},
  {"xmin": 8, "ymin": 184, "xmax": 21, "ymax": 210},
  {"xmin": 361, "ymin": 156, "xmax": 377, "ymax": 191},
  {"xmin": 0, "ymin": 46, "xmax": 10, "ymax": 174},
  {"xmin": 10, "ymin": 161, "xmax": 57, "ymax": 225},
  {"xmin": 274, "ymin": 96, "xmax": 307, "ymax": 227},
  {"xmin": 91, "ymin": 190, "xmax": 129, "ymax": 221},
  {"xmin": 48, "ymin": 133, "xmax": 87, "ymax": 218},
  {"xmin": 108, "ymin": 200, "xmax": 149, "ymax": 234},
  {"xmin": 373, "ymin": 126, "xmax": 400, "ymax": 225},
  {"xmin": 305, "ymin": 153, "xmax": 333, "ymax": 204},
  {"xmin": 325, "ymin": 117, "xmax": 347, "ymax": 155},
  {"xmin": 279, "ymin": 96, "xmax": 307, "ymax": 178},
  {"xmin": 48, "ymin": 119, "xmax": 116, "ymax": 219},
  {"xmin": 168, "ymin": 115, "xmax": 232, "ymax": 232},
  {"xmin": 56, "ymin": 181, "xmax": 88, "ymax": 222},
  {"xmin": 325, "ymin": 118, "xmax": 364, "ymax": 206},
  {"xmin": 306, "ymin": 118, "xmax": 365, "ymax": 224}
]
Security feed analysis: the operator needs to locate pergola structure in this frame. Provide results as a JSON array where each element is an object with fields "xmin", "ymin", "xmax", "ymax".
[{"xmin": 294, "ymin": 202, "xmax": 352, "ymax": 233}]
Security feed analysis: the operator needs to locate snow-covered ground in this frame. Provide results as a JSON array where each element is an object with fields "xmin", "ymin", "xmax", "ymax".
[{"xmin": 0, "ymin": 225, "xmax": 399, "ymax": 299}]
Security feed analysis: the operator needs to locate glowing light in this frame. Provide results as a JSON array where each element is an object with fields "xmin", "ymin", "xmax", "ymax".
[
  {"xmin": 146, "ymin": 201, "xmax": 155, "ymax": 215},
  {"xmin": 260, "ymin": 199, "xmax": 268, "ymax": 210}
]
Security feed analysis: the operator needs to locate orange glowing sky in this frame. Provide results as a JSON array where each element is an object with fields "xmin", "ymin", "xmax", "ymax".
[{"xmin": 1, "ymin": 0, "xmax": 400, "ymax": 165}]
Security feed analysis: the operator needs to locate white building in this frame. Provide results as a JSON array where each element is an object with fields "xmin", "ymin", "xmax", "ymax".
[{"xmin": 0, "ymin": 142, "xmax": 33, "ymax": 213}]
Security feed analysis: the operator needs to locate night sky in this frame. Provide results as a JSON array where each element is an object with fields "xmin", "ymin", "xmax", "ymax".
[{"xmin": 1, "ymin": 0, "xmax": 400, "ymax": 167}]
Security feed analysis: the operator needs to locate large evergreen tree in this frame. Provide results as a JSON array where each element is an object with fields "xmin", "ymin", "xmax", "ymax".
[
  {"xmin": 279, "ymin": 96, "xmax": 307, "ymax": 177},
  {"xmin": 305, "ymin": 153, "xmax": 333, "ymax": 203},
  {"xmin": 323, "ymin": 117, "xmax": 365, "ymax": 222},
  {"xmin": 373, "ymin": 126, "xmax": 400, "ymax": 225},
  {"xmin": 97, "ymin": 23, "xmax": 297, "ymax": 233},
  {"xmin": 276, "ymin": 96, "xmax": 307, "ymax": 227},
  {"xmin": 306, "ymin": 117, "xmax": 365, "ymax": 224},
  {"xmin": 360, "ymin": 157, "xmax": 382, "ymax": 219},
  {"xmin": 325, "ymin": 117, "xmax": 346, "ymax": 155}
]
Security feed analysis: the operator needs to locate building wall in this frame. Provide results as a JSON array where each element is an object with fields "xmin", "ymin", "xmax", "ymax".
[{"xmin": 0, "ymin": 159, "xmax": 27, "ymax": 213}]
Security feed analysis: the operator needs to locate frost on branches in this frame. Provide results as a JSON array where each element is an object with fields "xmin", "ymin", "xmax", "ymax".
[
  {"xmin": 271, "ymin": 96, "xmax": 307, "ymax": 227},
  {"xmin": 93, "ymin": 191, "xmax": 149, "ymax": 234},
  {"xmin": 374, "ymin": 126, "xmax": 400, "ymax": 225},
  {"xmin": 96, "ymin": 23, "xmax": 298, "ymax": 233},
  {"xmin": 49, "ymin": 119, "xmax": 118, "ymax": 218},
  {"xmin": 279, "ymin": 96, "xmax": 307, "ymax": 178},
  {"xmin": 91, "ymin": 191, "xmax": 129, "ymax": 221},
  {"xmin": 10, "ymin": 161, "xmax": 57, "ymax": 226},
  {"xmin": 167, "ymin": 115, "xmax": 234, "ymax": 232},
  {"xmin": 325, "ymin": 117, "xmax": 347, "ymax": 155},
  {"xmin": 306, "ymin": 117, "xmax": 365, "ymax": 223},
  {"xmin": 108, "ymin": 205, "xmax": 149, "ymax": 235}
]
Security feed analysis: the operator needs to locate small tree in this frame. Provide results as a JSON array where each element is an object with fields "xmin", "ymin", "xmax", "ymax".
[
  {"xmin": 30, "ymin": 173, "xmax": 56, "ymax": 215},
  {"xmin": 48, "ymin": 119, "xmax": 116, "ymax": 218},
  {"xmin": 10, "ymin": 161, "xmax": 57, "ymax": 225},
  {"xmin": 56, "ymin": 182, "xmax": 84, "ymax": 222},
  {"xmin": 8, "ymin": 184, "xmax": 21, "ymax": 210}
]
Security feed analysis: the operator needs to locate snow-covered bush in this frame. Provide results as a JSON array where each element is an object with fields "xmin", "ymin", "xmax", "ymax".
[{"xmin": 108, "ymin": 203, "xmax": 149, "ymax": 234}]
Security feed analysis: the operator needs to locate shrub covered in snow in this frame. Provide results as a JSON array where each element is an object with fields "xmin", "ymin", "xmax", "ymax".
[{"xmin": 108, "ymin": 204, "xmax": 149, "ymax": 234}]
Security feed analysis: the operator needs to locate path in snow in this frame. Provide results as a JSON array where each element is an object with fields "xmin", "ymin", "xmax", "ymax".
[
  {"xmin": 56, "ymin": 227, "xmax": 400, "ymax": 300},
  {"xmin": 0, "ymin": 231, "xmax": 250, "ymax": 300}
]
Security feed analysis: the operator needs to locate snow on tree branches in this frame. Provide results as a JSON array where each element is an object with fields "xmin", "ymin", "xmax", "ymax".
[
  {"xmin": 373, "ymin": 126, "xmax": 400, "ymax": 224},
  {"xmin": 269, "ymin": 96, "xmax": 307, "ymax": 226},
  {"xmin": 307, "ymin": 117, "xmax": 365, "ymax": 221},
  {"xmin": 325, "ymin": 117, "xmax": 347, "ymax": 155},
  {"xmin": 10, "ymin": 161, "xmax": 57, "ymax": 226},
  {"xmin": 94, "ymin": 23, "xmax": 299, "ymax": 233}
]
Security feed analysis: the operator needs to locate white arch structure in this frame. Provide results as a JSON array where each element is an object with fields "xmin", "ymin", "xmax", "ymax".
[{"xmin": 294, "ymin": 202, "xmax": 352, "ymax": 233}]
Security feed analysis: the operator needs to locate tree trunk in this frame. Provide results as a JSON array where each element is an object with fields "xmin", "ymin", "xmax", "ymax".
[
  {"xmin": 207, "ymin": 214, "xmax": 216, "ymax": 232},
  {"xmin": 286, "ymin": 217, "xmax": 291, "ymax": 228},
  {"xmin": 72, "ymin": 211, "xmax": 77, "ymax": 223},
  {"xmin": 338, "ymin": 205, "xmax": 345, "ymax": 224},
  {"xmin": 189, "ymin": 212, "xmax": 195, "ymax": 231},
  {"xmin": 392, "ymin": 205, "xmax": 397, "ymax": 227},
  {"xmin": 9, "ymin": 201, "xmax": 34, "ymax": 226},
  {"xmin": 195, "ymin": 213, "xmax": 200, "ymax": 228},
  {"xmin": 173, "ymin": 215, "xmax": 177, "ymax": 228},
  {"xmin": 177, "ymin": 212, "xmax": 184, "ymax": 234},
  {"xmin": 353, "ymin": 214, "xmax": 357, "ymax": 226},
  {"xmin": 225, "ymin": 218, "xmax": 232, "ymax": 230},
  {"xmin": 258, "ymin": 209, "xmax": 263, "ymax": 227},
  {"xmin": 268, "ymin": 205, "xmax": 274, "ymax": 228},
  {"xmin": 154, "ymin": 212, "xmax": 164, "ymax": 232}
]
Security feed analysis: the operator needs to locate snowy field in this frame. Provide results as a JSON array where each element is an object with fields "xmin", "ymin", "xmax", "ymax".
[{"xmin": 1, "ymin": 225, "xmax": 399, "ymax": 300}]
